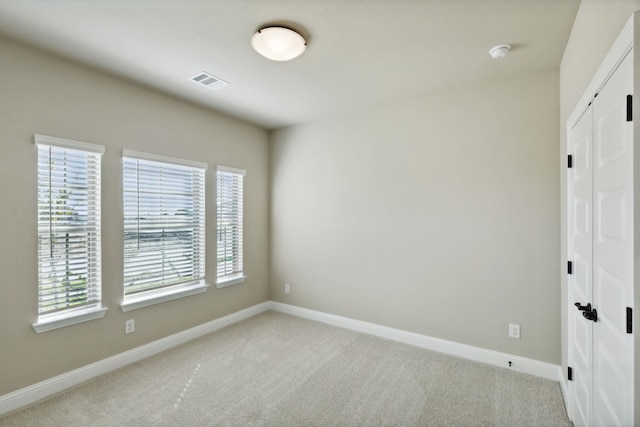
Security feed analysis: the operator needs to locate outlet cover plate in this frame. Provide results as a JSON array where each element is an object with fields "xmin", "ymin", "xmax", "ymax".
[
  {"xmin": 509, "ymin": 323, "xmax": 520, "ymax": 339},
  {"xmin": 125, "ymin": 319, "xmax": 135, "ymax": 334}
]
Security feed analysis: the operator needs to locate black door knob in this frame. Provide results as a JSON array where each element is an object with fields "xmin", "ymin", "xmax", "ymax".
[
  {"xmin": 575, "ymin": 302, "xmax": 591, "ymax": 312},
  {"xmin": 575, "ymin": 302, "xmax": 598, "ymax": 322},
  {"xmin": 582, "ymin": 308, "xmax": 598, "ymax": 322}
]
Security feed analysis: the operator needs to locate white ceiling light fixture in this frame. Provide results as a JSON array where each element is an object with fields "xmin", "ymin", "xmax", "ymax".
[
  {"xmin": 251, "ymin": 26, "xmax": 307, "ymax": 61},
  {"xmin": 489, "ymin": 44, "xmax": 511, "ymax": 59}
]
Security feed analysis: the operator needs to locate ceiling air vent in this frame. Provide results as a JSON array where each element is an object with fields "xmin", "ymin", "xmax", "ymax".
[{"xmin": 190, "ymin": 71, "xmax": 229, "ymax": 91}]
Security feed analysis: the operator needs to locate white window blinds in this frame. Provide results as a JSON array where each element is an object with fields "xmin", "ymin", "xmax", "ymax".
[
  {"xmin": 216, "ymin": 166, "xmax": 245, "ymax": 283},
  {"xmin": 123, "ymin": 151, "xmax": 207, "ymax": 297},
  {"xmin": 36, "ymin": 135, "xmax": 104, "ymax": 317}
]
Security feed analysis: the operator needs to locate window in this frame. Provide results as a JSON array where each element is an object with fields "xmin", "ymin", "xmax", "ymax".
[
  {"xmin": 34, "ymin": 134, "xmax": 107, "ymax": 333},
  {"xmin": 216, "ymin": 166, "xmax": 246, "ymax": 287},
  {"xmin": 121, "ymin": 151, "xmax": 207, "ymax": 311}
]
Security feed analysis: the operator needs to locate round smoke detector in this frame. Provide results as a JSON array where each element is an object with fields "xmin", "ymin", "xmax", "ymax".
[{"xmin": 489, "ymin": 44, "xmax": 511, "ymax": 59}]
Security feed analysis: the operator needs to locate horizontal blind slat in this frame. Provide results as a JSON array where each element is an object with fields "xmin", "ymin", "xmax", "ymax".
[
  {"xmin": 216, "ymin": 169, "xmax": 244, "ymax": 280},
  {"xmin": 123, "ymin": 155, "xmax": 205, "ymax": 296},
  {"xmin": 37, "ymin": 142, "xmax": 102, "ymax": 316}
]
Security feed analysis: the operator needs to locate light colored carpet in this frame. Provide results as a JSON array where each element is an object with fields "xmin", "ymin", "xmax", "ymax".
[{"xmin": 1, "ymin": 311, "xmax": 572, "ymax": 426}]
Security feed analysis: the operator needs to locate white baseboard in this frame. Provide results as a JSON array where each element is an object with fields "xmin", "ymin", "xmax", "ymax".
[
  {"xmin": 270, "ymin": 301, "xmax": 562, "ymax": 382},
  {"xmin": 0, "ymin": 301, "xmax": 271, "ymax": 416},
  {"xmin": 1, "ymin": 300, "xmax": 562, "ymax": 417}
]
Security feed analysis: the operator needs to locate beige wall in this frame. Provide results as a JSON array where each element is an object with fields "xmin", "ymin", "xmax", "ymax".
[
  {"xmin": 0, "ymin": 37, "xmax": 269, "ymax": 395},
  {"xmin": 559, "ymin": 0, "xmax": 640, "ymax": 384},
  {"xmin": 271, "ymin": 70, "xmax": 561, "ymax": 363}
]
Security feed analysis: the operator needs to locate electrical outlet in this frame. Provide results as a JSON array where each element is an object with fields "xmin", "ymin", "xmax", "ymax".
[
  {"xmin": 509, "ymin": 323, "xmax": 520, "ymax": 339},
  {"xmin": 125, "ymin": 319, "xmax": 135, "ymax": 334},
  {"xmin": 284, "ymin": 284, "xmax": 290, "ymax": 294}
]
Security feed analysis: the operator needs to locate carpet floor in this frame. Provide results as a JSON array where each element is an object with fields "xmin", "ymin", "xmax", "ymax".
[{"xmin": 1, "ymin": 311, "xmax": 572, "ymax": 426}]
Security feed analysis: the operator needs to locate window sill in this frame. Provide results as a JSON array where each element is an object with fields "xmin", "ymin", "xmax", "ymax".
[
  {"xmin": 32, "ymin": 305, "xmax": 108, "ymax": 333},
  {"xmin": 216, "ymin": 275, "xmax": 247, "ymax": 289},
  {"xmin": 120, "ymin": 282, "xmax": 209, "ymax": 312}
]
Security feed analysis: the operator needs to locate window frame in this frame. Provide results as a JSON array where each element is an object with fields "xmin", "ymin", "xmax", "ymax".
[
  {"xmin": 120, "ymin": 150, "xmax": 208, "ymax": 312},
  {"xmin": 33, "ymin": 134, "xmax": 107, "ymax": 333},
  {"xmin": 216, "ymin": 165, "xmax": 246, "ymax": 288}
]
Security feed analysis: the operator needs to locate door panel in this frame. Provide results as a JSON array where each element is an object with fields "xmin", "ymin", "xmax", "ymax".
[
  {"xmin": 592, "ymin": 52, "xmax": 633, "ymax": 427},
  {"xmin": 598, "ymin": 190, "xmax": 627, "ymax": 243},
  {"xmin": 569, "ymin": 105, "xmax": 593, "ymax": 427}
]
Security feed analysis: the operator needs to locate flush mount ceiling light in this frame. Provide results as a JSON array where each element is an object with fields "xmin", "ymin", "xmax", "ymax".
[
  {"xmin": 251, "ymin": 26, "xmax": 307, "ymax": 61},
  {"xmin": 489, "ymin": 44, "xmax": 511, "ymax": 59}
]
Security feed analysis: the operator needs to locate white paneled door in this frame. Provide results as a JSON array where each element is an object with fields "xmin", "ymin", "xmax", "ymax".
[
  {"xmin": 569, "ymin": 51, "xmax": 634, "ymax": 427},
  {"xmin": 591, "ymin": 51, "xmax": 633, "ymax": 427},
  {"xmin": 569, "ymin": 104, "xmax": 593, "ymax": 427}
]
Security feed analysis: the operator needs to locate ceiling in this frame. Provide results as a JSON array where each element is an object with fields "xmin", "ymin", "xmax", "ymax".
[{"xmin": 0, "ymin": 0, "xmax": 580, "ymax": 130}]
